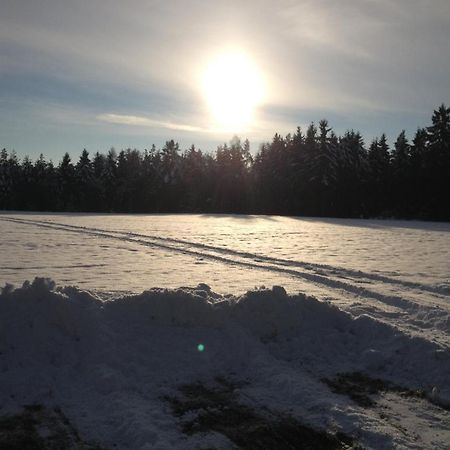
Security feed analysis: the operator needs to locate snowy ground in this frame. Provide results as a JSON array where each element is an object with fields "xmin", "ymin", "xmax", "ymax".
[{"xmin": 0, "ymin": 213, "xmax": 449, "ymax": 449}]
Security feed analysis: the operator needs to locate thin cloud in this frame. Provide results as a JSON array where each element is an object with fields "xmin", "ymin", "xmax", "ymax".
[{"xmin": 97, "ymin": 113, "xmax": 205, "ymax": 133}]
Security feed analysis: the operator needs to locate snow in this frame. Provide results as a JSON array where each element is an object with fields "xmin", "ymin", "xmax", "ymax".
[{"xmin": 0, "ymin": 212, "xmax": 449, "ymax": 449}]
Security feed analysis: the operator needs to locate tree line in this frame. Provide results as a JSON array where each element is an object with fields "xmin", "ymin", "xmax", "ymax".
[{"xmin": 1, "ymin": 104, "xmax": 449, "ymax": 220}]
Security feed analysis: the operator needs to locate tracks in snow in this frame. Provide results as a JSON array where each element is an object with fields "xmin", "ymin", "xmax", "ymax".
[{"xmin": 1, "ymin": 216, "xmax": 449, "ymax": 342}]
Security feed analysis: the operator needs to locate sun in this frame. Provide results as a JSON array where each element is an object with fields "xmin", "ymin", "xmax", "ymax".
[{"xmin": 202, "ymin": 51, "xmax": 265, "ymax": 132}]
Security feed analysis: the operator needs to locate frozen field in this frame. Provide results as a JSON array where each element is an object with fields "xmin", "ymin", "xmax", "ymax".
[
  {"xmin": 1, "ymin": 213, "xmax": 449, "ymax": 342},
  {"xmin": 0, "ymin": 213, "xmax": 449, "ymax": 449}
]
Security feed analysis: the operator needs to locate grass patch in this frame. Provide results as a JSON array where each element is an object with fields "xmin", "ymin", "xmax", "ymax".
[
  {"xmin": 165, "ymin": 377, "xmax": 359, "ymax": 449},
  {"xmin": 0, "ymin": 404, "xmax": 103, "ymax": 450}
]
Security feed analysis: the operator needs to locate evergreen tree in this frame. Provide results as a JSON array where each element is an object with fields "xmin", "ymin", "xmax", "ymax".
[
  {"xmin": 31, "ymin": 154, "xmax": 57, "ymax": 211},
  {"xmin": 58, "ymin": 153, "xmax": 75, "ymax": 210},
  {"xmin": 409, "ymin": 128, "xmax": 427, "ymax": 216},
  {"xmin": 102, "ymin": 148, "xmax": 118, "ymax": 212},
  {"xmin": 336, "ymin": 131, "xmax": 367, "ymax": 217},
  {"xmin": 298, "ymin": 123, "xmax": 319, "ymax": 215},
  {"xmin": 253, "ymin": 134, "xmax": 290, "ymax": 214},
  {"xmin": 287, "ymin": 126, "xmax": 306, "ymax": 215},
  {"xmin": 367, "ymin": 134, "xmax": 391, "ymax": 216},
  {"xmin": 0, "ymin": 149, "xmax": 10, "ymax": 209},
  {"xmin": 16, "ymin": 155, "xmax": 34, "ymax": 210},
  {"xmin": 425, "ymin": 104, "xmax": 450, "ymax": 219},
  {"xmin": 214, "ymin": 136, "xmax": 251, "ymax": 213},
  {"xmin": 181, "ymin": 145, "xmax": 212, "ymax": 212},
  {"xmin": 391, "ymin": 130, "xmax": 410, "ymax": 216},
  {"xmin": 160, "ymin": 141, "xmax": 182, "ymax": 211},
  {"xmin": 75, "ymin": 149, "xmax": 94, "ymax": 211},
  {"xmin": 316, "ymin": 119, "xmax": 338, "ymax": 215}
]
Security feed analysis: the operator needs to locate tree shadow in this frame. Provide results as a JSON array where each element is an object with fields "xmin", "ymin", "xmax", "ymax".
[
  {"xmin": 200, "ymin": 213, "xmax": 279, "ymax": 221},
  {"xmin": 288, "ymin": 216, "xmax": 450, "ymax": 232}
]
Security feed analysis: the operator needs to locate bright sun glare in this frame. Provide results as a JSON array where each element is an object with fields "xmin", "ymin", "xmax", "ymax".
[{"xmin": 202, "ymin": 51, "xmax": 265, "ymax": 132}]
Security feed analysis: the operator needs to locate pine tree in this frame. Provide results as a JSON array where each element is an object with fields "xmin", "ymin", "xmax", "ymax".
[
  {"xmin": 409, "ymin": 128, "xmax": 427, "ymax": 216},
  {"xmin": 58, "ymin": 153, "xmax": 75, "ymax": 210},
  {"xmin": 101, "ymin": 148, "xmax": 117, "ymax": 212},
  {"xmin": 336, "ymin": 131, "xmax": 367, "ymax": 217},
  {"xmin": 367, "ymin": 134, "xmax": 391, "ymax": 216},
  {"xmin": 32, "ymin": 154, "xmax": 56, "ymax": 211},
  {"xmin": 75, "ymin": 149, "xmax": 94, "ymax": 211},
  {"xmin": 425, "ymin": 104, "xmax": 450, "ymax": 219},
  {"xmin": 316, "ymin": 119, "xmax": 338, "ymax": 215},
  {"xmin": 17, "ymin": 155, "xmax": 34, "ymax": 209},
  {"xmin": 0, "ymin": 149, "xmax": 10, "ymax": 209},
  {"xmin": 391, "ymin": 130, "xmax": 410, "ymax": 216}
]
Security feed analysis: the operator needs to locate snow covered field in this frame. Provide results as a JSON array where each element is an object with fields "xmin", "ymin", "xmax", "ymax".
[{"xmin": 0, "ymin": 213, "xmax": 449, "ymax": 449}]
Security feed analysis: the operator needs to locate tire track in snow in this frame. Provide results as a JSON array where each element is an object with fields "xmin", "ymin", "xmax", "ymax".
[
  {"xmin": 2, "ymin": 216, "xmax": 447, "ymax": 315},
  {"xmin": 2, "ymin": 216, "xmax": 445, "ymax": 296}
]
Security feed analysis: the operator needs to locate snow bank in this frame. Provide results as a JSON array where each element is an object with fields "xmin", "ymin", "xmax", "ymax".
[{"xmin": 1, "ymin": 278, "xmax": 449, "ymax": 449}]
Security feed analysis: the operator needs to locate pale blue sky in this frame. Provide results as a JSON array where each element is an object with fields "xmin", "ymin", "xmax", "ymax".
[{"xmin": 1, "ymin": 0, "xmax": 449, "ymax": 161}]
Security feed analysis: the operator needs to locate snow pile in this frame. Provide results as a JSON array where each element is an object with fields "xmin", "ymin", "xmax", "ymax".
[{"xmin": 1, "ymin": 278, "xmax": 449, "ymax": 449}]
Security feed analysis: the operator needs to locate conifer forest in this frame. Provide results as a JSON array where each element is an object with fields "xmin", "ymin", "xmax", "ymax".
[{"xmin": 1, "ymin": 105, "xmax": 449, "ymax": 220}]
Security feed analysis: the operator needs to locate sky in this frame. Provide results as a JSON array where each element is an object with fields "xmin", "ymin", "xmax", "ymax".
[{"xmin": 1, "ymin": 0, "xmax": 450, "ymax": 161}]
